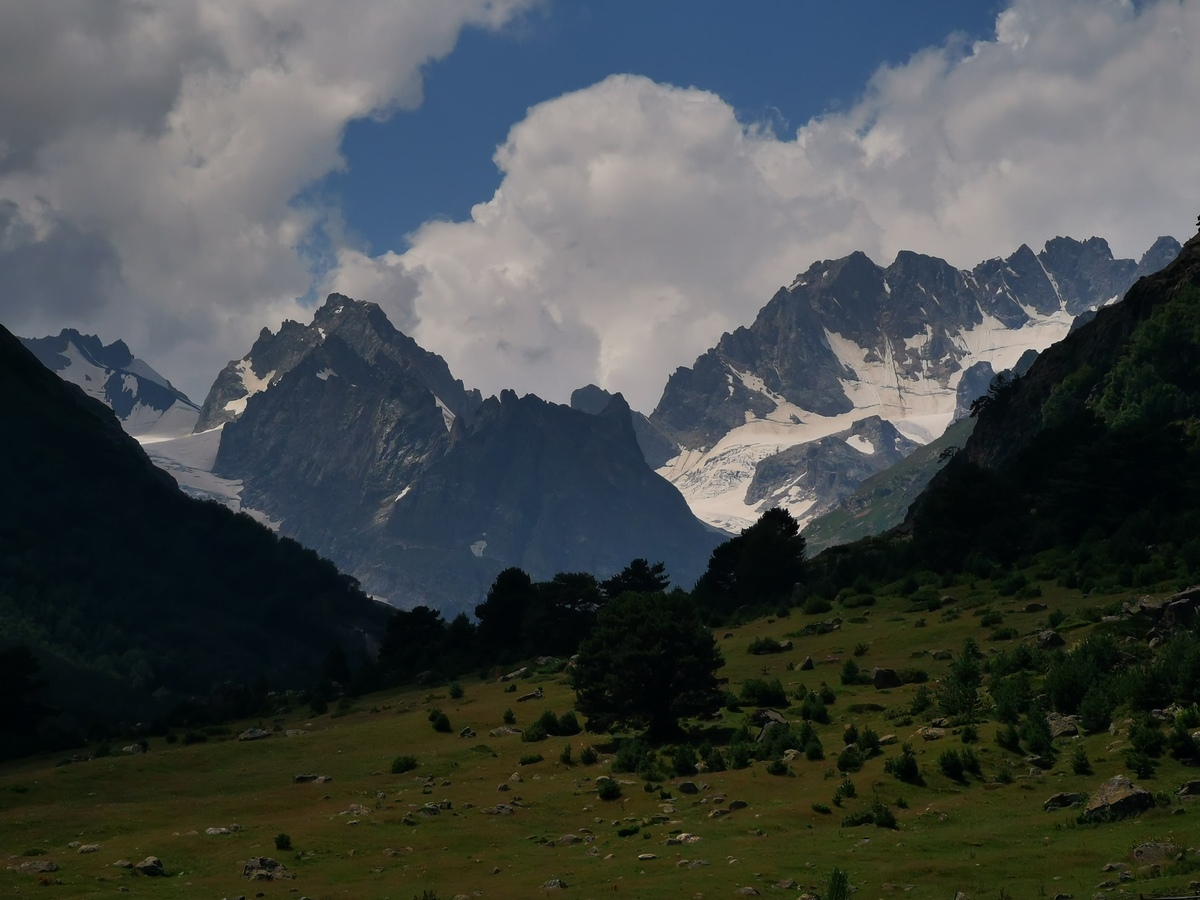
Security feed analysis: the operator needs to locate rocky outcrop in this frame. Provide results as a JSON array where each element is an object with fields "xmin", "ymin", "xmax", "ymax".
[{"xmin": 1081, "ymin": 775, "xmax": 1155, "ymax": 823}]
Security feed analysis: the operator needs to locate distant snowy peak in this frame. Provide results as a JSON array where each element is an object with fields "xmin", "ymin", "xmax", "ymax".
[
  {"xmin": 651, "ymin": 234, "xmax": 1181, "ymax": 533},
  {"xmin": 194, "ymin": 293, "xmax": 479, "ymax": 433},
  {"xmin": 20, "ymin": 329, "xmax": 200, "ymax": 438}
]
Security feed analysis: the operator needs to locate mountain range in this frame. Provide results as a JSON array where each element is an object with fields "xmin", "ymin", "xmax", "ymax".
[{"xmin": 17, "ymin": 234, "xmax": 1181, "ymax": 614}]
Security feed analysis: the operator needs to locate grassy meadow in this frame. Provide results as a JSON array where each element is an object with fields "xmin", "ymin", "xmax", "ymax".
[{"xmin": 3, "ymin": 573, "xmax": 1199, "ymax": 899}]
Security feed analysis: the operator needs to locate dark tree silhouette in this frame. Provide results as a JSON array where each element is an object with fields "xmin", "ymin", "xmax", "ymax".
[
  {"xmin": 600, "ymin": 558, "xmax": 670, "ymax": 599},
  {"xmin": 693, "ymin": 507, "xmax": 806, "ymax": 617},
  {"xmin": 572, "ymin": 591, "xmax": 724, "ymax": 741}
]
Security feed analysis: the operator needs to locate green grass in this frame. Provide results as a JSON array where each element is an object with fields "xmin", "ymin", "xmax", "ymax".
[{"xmin": 2, "ymin": 576, "xmax": 1198, "ymax": 898}]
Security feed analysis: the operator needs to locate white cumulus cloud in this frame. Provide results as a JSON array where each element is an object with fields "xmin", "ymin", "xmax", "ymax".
[
  {"xmin": 0, "ymin": 0, "xmax": 539, "ymax": 399},
  {"xmin": 343, "ymin": 0, "xmax": 1200, "ymax": 412}
]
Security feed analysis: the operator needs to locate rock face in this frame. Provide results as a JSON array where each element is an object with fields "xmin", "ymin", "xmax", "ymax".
[
  {"xmin": 1082, "ymin": 775, "xmax": 1156, "ymax": 822},
  {"xmin": 205, "ymin": 294, "xmax": 717, "ymax": 613},
  {"xmin": 20, "ymin": 329, "xmax": 200, "ymax": 438},
  {"xmin": 650, "ymin": 236, "xmax": 1180, "ymax": 534}
]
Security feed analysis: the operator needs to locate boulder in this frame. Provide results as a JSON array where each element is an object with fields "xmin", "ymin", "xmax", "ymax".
[
  {"xmin": 516, "ymin": 687, "xmax": 543, "ymax": 703},
  {"xmin": 489, "ymin": 725, "xmax": 522, "ymax": 737},
  {"xmin": 1081, "ymin": 775, "xmax": 1155, "ymax": 823},
  {"xmin": 800, "ymin": 656, "xmax": 814, "ymax": 671},
  {"xmin": 873, "ymin": 667, "xmax": 903, "ymax": 689},
  {"xmin": 459, "ymin": 727, "xmax": 476, "ymax": 738},
  {"xmin": 1037, "ymin": 630, "xmax": 1065, "ymax": 649},
  {"xmin": 238, "ymin": 728, "xmax": 271, "ymax": 742},
  {"xmin": 499, "ymin": 666, "xmax": 529, "ymax": 683},
  {"xmin": 558, "ymin": 834, "xmax": 582, "ymax": 845},
  {"xmin": 1023, "ymin": 602, "xmax": 1048, "ymax": 613},
  {"xmin": 292, "ymin": 773, "xmax": 318, "ymax": 783},
  {"xmin": 1046, "ymin": 713, "xmax": 1079, "ymax": 739},
  {"xmin": 1043, "ymin": 792, "xmax": 1086, "ymax": 811},
  {"xmin": 543, "ymin": 878, "xmax": 568, "ymax": 889},
  {"xmin": 918, "ymin": 727, "xmax": 946, "ymax": 741},
  {"xmin": 678, "ymin": 781, "xmax": 699, "ymax": 794},
  {"xmin": 728, "ymin": 799, "xmax": 748, "ymax": 810},
  {"xmin": 1177, "ymin": 779, "xmax": 1200, "ymax": 797},
  {"xmin": 749, "ymin": 708, "xmax": 789, "ymax": 727},
  {"xmin": 778, "ymin": 640, "xmax": 794, "ymax": 651},
  {"xmin": 8, "ymin": 860, "xmax": 59, "ymax": 875},
  {"xmin": 241, "ymin": 856, "xmax": 292, "ymax": 880},
  {"xmin": 134, "ymin": 856, "xmax": 165, "ymax": 876},
  {"xmin": 931, "ymin": 649, "xmax": 953, "ymax": 660},
  {"xmin": 78, "ymin": 843, "xmax": 101, "ymax": 853}
]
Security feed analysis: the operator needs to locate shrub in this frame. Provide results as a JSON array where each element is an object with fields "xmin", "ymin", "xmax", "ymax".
[
  {"xmin": 596, "ymin": 778, "xmax": 622, "ymax": 801},
  {"xmin": 836, "ymin": 746, "xmax": 865, "ymax": 773},
  {"xmin": 938, "ymin": 748, "xmax": 965, "ymax": 781},
  {"xmin": 804, "ymin": 737, "xmax": 825, "ymax": 761},
  {"xmin": 559, "ymin": 744, "xmax": 573, "ymax": 765},
  {"xmin": 995, "ymin": 723, "xmax": 1021, "ymax": 753},
  {"xmin": 558, "ymin": 711, "xmax": 581, "ymax": 735},
  {"xmin": 701, "ymin": 742, "xmax": 727, "ymax": 772},
  {"xmin": 671, "ymin": 744, "xmax": 698, "ymax": 777},
  {"xmin": 766, "ymin": 758, "xmax": 790, "ymax": 776},
  {"xmin": 840, "ymin": 659, "xmax": 863, "ymax": 685},
  {"xmin": 803, "ymin": 596, "xmax": 833, "ymax": 615},
  {"xmin": 819, "ymin": 683, "xmax": 837, "ymax": 704},
  {"xmin": 884, "ymin": 743, "xmax": 921, "ymax": 784},
  {"xmin": 961, "ymin": 748, "xmax": 981, "ymax": 776},
  {"xmin": 812, "ymin": 802, "xmax": 833, "ymax": 814},
  {"xmin": 430, "ymin": 711, "xmax": 451, "ymax": 733},
  {"xmin": 909, "ymin": 686, "xmax": 933, "ymax": 715},
  {"xmin": 1047, "ymin": 609, "xmax": 1066, "ymax": 629},
  {"xmin": 858, "ymin": 726, "xmax": 882, "ymax": 756},
  {"xmin": 834, "ymin": 777, "xmax": 857, "ymax": 800},
  {"xmin": 535, "ymin": 709, "xmax": 561, "ymax": 735},
  {"xmin": 613, "ymin": 739, "xmax": 653, "ymax": 774},
  {"xmin": 741, "ymin": 677, "xmax": 788, "ymax": 707},
  {"xmin": 274, "ymin": 833, "xmax": 292, "ymax": 851},
  {"xmin": 448, "ymin": 682, "xmax": 464, "ymax": 700},
  {"xmin": 521, "ymin": 721, "xmax": 547, "ymax": 743},
  {"xmin": 504, "ymin": 683, "xmax": 517, "ymax": 693},
  {"xmin": 391, "ymin": 755, "xmax": 418, "ymax": 774},
  {"xmin": 1129, "ymin": 716, "xmax": 1165, "ymax": 757},
  {"xmin": 1070, "ymin": 744, "xmax": 1092, "ymax": 775},
  {"xmin": 853, "ymin": 642, "xmax": 870, "ymax": 657},
  {"xmin": 502, "ymin": 708, "xmax": 516, "ymax": 725},
  {"xmin": 519, "ymin": 753, "xmax": 544, "ymax": 766},
  {"xmin": 871, "ymin": 798, "xmax": 898, "ymax": 829},
  {"xmin": 960, "ymin": 725, "xmax": 978, "ymax": 744},
  {"xmin": 800, "ymin": 692, "xmax": 830, "ymax": 723},
  {"xmin": 580, "ymin": 746, "xmax": 599, "ymax": 765},
  {"xmin": 843, "ymin": 723, "xmax": 858, "ymax": 745},
  {"xmin": 827, "ymin": 869, "xmax": 851, "ymax": 900},
  {"xmin": 729, "ymin": 742, "xmax": 751, "ymax": 769},
  {"xmin": 748, "ymin": 636, "xmax": 784, "ymax": 655},
  {"xmin": 1125, "ymin": 749, "xmax": 1157, "ymax": 778},
  {"xmin": 980, "ymin": 611, "xmax": 1003, "ymax": 627}
]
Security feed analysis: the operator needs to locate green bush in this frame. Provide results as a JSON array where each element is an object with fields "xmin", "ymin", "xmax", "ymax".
[
  {"xmin": 671, "ymin": 744, "xmax": 698, "ymax": 777},
  {"xmin": 803, "ymin": 596, "xmax": 833, "ymax": 615},
  {"xmin": 741, "ymin": 677, "xmax": 788, "ymax": 707},
  {"xmin": 996, "ymin": 723, "xmax": 1021, "ymax": 752},
  {"xmin": 1070, "ymin": 743, "xmax": 1092, "ymax": 775},
  {"xmin": 557, "ymin": 711, "xmax": 581, "ymax": 736},
  {"xmin": 613, "ymin": 739, "xmax": 654, "ymax": 774},
  {"xmin": 519, "ymin": 753, "xmax": 544, "ymax": 766},
  {"xmin": 748, "ymin": 636, "xmax": 785, "ymax": 655},
  {"xmin": 834, "ymin": 777, "xmax": 857, "ymax": 800},
  {"xmin": 391, "ymin": 755, "xmax": 418, "ymax": 774},
  {"xmin": 559, "ymin": 744, "xmax": 573, "ymax": 765},
  {"xmin": 580, "ymin": 746, "xmax": 599, "ymax": 765},
  {"xmin": 836, "ymin": 746, "xmax": 865, "ymax": 773},
  {"xmin": 522, "ymin": 721, "xmax": 548, "ymax": 742},
  {"xmin": 804, "ymin": 737, "xmax": 825, "ymax": 761},
  {"xmin": 448, "ymin": 682, "xmax": 464, "ymax": 700},
  {"xmin": 729, "ymin": 742, "xmax": 751, "ymax": 769},
  {"xmin": 800, "ymin": 692, "xmax": 830, "ymax": 723},
  {"xmin": 884, "ymin": 743, "xmax": 921, "ymax": 784},
  {"xmin": 765, "ymin": 758, "xmax": 790, "ymax": 776},
  {"xmin": 274, "ymin": 833, "xmax": 292, "ymax": 851},
  {"xmin": 938, "ymin": 748, "xmax": 965, "ymax": 781},
  {"xmin": 812, "ymin": 802, "xmax": 832, "ymax": 814},
  {"xmin": 596, "ymin": 778, "xmax": 622, "ymax": 801},
  {"xmin": 502, "ymin": 708, "xmax": 516, "ymax": 725},
  {"xmin": 430, "ymin": 711, "xmax": 451, "ymax": 733},
  {"xmin": 858, "ymin": 726, "xmax": 881, "ymax": 756}
]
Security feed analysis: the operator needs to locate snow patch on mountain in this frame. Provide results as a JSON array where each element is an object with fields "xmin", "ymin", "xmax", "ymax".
[{"xmin": 222, "ymin": 360, "xmax": 277, "ymax": 416}]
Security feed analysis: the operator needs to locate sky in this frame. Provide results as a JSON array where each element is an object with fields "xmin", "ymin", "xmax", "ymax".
[{"xmin": 2, "ymin": 0, "xmax": 1198, "ymax": 413}]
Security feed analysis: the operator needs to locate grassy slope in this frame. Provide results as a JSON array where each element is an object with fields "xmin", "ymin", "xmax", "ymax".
[{"xmin": 2, "ymin": 577, "xmax": 1197, "ymax": 899}]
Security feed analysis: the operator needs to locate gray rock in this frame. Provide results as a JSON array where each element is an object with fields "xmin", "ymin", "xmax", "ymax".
[
  {"xmin": 1046, "ymin": 713, "xmax": 1079, "ymax": 739},
  {"xmin": 237, "ymin": 727, "xmax": 271, "ymax": 742},
  {"xmin": 678, "ymin": 781, "xmax": 699, "ymax": 794},
  {"xmin": 293, "ymin": 773, "xmax": 318, "ymax": 783},
  {"xmin": 1037, "ymin": 630, "xmax": 1065, "ymax": 649},
  {"xmin": 499, "ymin": 666, "xmax": 529, "ymax": 682},
  {"xmin": 800, "ymin": 656, "xmax": 814, "ymax": 671},
  {"xmin": 1081, "ymin": 775, "xmax": 1155, "ymax": 823},
  {"xmin": 1177, "ymin": 779, "xmax": 1200, "ymax": 796},
  {"xmin": 1044, "ymin": 792, "xmax": 1087, "ymax": 811},
  {"xmin": 134, "ymin": 856, "xmax": 165, "ymax": 876},
  {"xmin": 8, "ymin": 860, "xmax": 59, "ymax": 875},
  {"xmin": 543, "ymin": 878, "xmax": 568, "ymax": 889},
  {"xmin": 241, "ymin": 856, "xmax": 292, "ymax": 881}
]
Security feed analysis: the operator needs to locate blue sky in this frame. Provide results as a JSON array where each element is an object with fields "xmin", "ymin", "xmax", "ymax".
[
  {"xmin": 325, "ymin": 1, "xmax": 1003, "ymax": 253},
  {"xmin": 0, "ymin": 1, "xmax": 1197, "ymax": 408}
]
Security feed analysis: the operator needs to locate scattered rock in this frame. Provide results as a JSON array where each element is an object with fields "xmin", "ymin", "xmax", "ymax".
[
  {"xmin": 543, "ymin": 878, "xmax": 568, "ymax": 889},
  {"xmin": 873, "ymin": 667, "xmax": 903, "ymax": 689},
  {"xmin": 931, "ymin": 649, "xmax": 953, "ymax": 660},
  {"xmin": 723, "ymin": 632, "xmax": 734, "ymax": 639},
  {"xmin": 1178, "ymin": 780, "xmax": 1200, "ymax": 797},
  {"xmin": 483, "ymin": 804, "xmax": 515, "ymax": 816},
  {"xmin": 121, "ymin": 743, "xmax": 146, "ymax": 754},
  {"xmin": 708, "ymin": 808, "xmax": 731, "ymax": 819},
  {"xmin": 1037, "ymin": 630, "xmax": 1065, "ymax": 649},
  {"xmin": 728, "ymin": 800, "xmax": 748, "ymax": 810},
  {"xmin": 1023, "ymin": 602, "xmax": 1048, "ymax": 613},
  {"xmin": 459, "ymin": 727, "xmax": 476, "ymax": 739},
  {"xmin": 800, "ymin": 656, "xmax": 814, "ymax": 671},
  {"xmin": 1081, "ymin": 775, "xmax": 1155, "ymax": 823},
  {"xmin": 638, "ymin": 853, "xmax": 657, "ymax": 860},
  {"xmin": 510, "ymin": 772, "xmax": 523, "ymax": 782},
  {"xmin": 1044, "ymin": 792, "xmax": 1087, "ymax": 811},
  {"xmin": 516, "ymin": 688, "xmax": 544, "ymax": 703},
  {"xmin": 241, "ymin": 856, "xmax": 292, "ymax": 881},
  {"xmin": 238, "ymin": 728, "xmax": 271, "ymax": 742},
  {"xmin": 736, "ymin": 888, "xmax": 761, "ymax": 896},
  {"xmin": 341, "ymin": 804, "xmax": 371, "ymax": 817},
  {"xmin": 918, "ymin": 727, "xmax": 946, "ymax": 741},
  {"xmin": 778, "ymin": 640, "xmax": 794, "ymax": 651},
  {"xmin": 78, "ymin": 843, "xmax": 101, "ymax": 853},
  {"xmin": 499, "ymin": 666, "xmax": 529, "ymax": 683},
  {"xmin": 878, "ymin": 733, "xmax": 898, "ymax": 746},
  {"xmin": 1046, "ymin": 713, "xmax": 1079, "ymax": 739},
  {"xmin": 293, "ymin": 774, "xmax": 318, "ymax": 783},
  {"xmin": 113, "ymin": 860, "xmax": 133, "ymax": 869},
  {"xmin": 558, "ymin": 834, "xmax": 582, "ymax": 845},
  {"xmin": 285, "ymin": 729, "xmax": 307, "ymax": 737},
  {"xmin": 134, "ymin": 856, "xmax": 166, "ymax": 876},
  {"xmin": 678, "ymin": 781, "xmax": 699, "ymax": 795},
  {"xmin": 315, "ymin": 774, "xmax": 333, "ymax": 783},
  {"xmin": 1131, "ymin": 841, "xmax": 1183, "ymax": 865},
  {"xmin": 497, "ymin": 783, "xmax": 510, "ymax": 792},
  {"xmin": 489, "ymin": 725, "xmax": 522, "ymax": 737},
  {"xmin": 8, "ymin": 860, "xmax": 59, "ymax": 875},
  {"xmin": 205, "ymin": 827, "xmax": 232, "ymax": 835}
]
